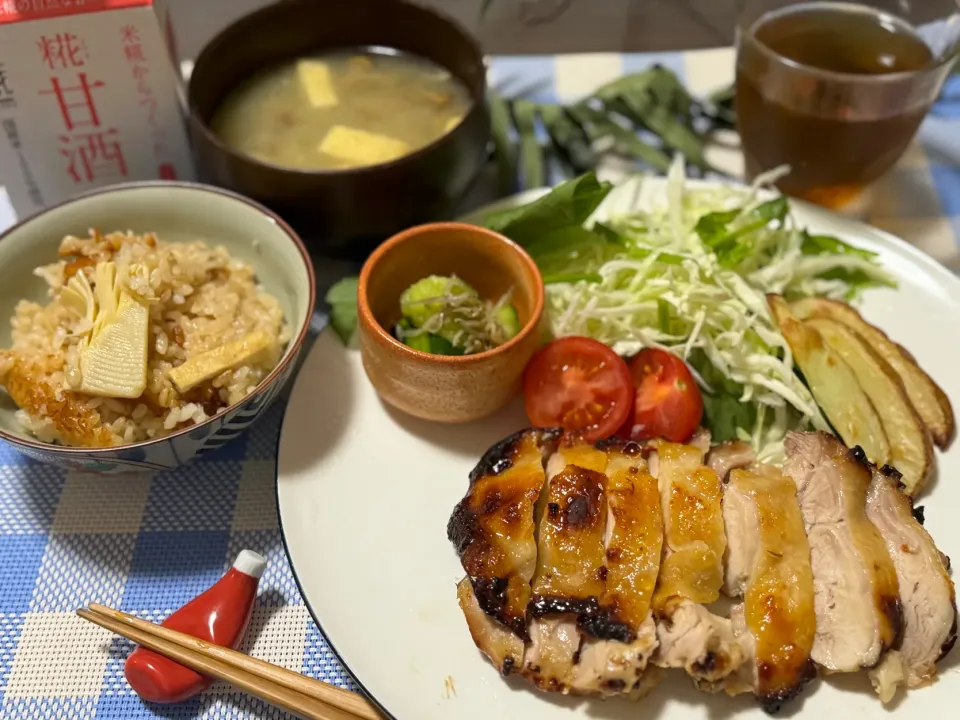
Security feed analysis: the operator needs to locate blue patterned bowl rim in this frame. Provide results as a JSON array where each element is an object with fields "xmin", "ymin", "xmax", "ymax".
[{"xmin": 0, "ymin": 180, "xmax": 317, "ymax": 457}]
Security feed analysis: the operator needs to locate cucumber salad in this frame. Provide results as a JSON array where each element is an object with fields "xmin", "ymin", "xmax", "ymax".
[{"xmin": 395, "ymin": 275, "xmax": 520, "ymax": 355}]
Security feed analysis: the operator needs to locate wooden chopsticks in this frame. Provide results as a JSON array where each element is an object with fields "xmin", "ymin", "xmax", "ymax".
[{"xmin": 77, "ymin": 603, "xmax": 383, "ymax": 720}]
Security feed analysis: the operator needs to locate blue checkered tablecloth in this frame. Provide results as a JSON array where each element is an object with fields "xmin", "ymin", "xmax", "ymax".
[{"xmin": 0, "ymin": 50, "xmax": 959, "ymax": 720}]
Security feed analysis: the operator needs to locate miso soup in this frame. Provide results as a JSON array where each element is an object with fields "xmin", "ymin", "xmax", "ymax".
[{"xmin": 210, "ymin": 48, "xmax": 473, "ymax": 171}]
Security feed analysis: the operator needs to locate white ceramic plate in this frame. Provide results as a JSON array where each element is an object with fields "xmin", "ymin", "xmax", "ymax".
[{"xmin": 277, "ymin": 179, "xmax": 960, "ymax": 719}]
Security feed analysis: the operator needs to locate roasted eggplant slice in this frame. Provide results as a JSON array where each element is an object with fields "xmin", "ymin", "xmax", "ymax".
[
  {"xmin": 768, "ymin": 295, "xmax": 890, "ymax": 467},
  {"xmin": 808, "ymin": 317, "xmax": 932, "ymax": 496},
  {"xmin": 790, "ymin": 297, "xmax": 954, "ymax": 449}
]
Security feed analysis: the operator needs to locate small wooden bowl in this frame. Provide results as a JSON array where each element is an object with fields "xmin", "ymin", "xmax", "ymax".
[{"xmin": 357, "ymin": 222, "xmax": 544, "ymax": 423}]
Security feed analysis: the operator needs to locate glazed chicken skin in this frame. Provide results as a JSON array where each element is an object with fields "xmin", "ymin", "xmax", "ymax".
[
  {"xmin": 525, "ymin": 439, "xmax": 610, "ymax": 692},
  {"xmin": 723, "ymin": 468, "xmax": 817, "ymax": 712},
  {"xmin": 781, "ymin": 432, "xmax": 902, "ymax": 673},
  {"xmin": 651, "ymin": 441, "xmax": 726, "ymax": 608},
  {"xmin": 453, "ymin": 434, "xmax": 666, "ymax": 697},
  {"xmin": 647, "ymin": 441, "xmax": 746, "ymax": 688},
  {"xmin": 571, "ymin": 440, "xmax": 663, "ymax": 696},
  {"xmin": 864, "ymin": 460, "xmax": 957, "ymax": 699},
  {"xmin": 598, "ymin": 441, "xmax": 663, "ymax": 634},
  {"xmin": 451, "ymin": 428, "xmax": 955, "ymax": 713},
  {"xmin": 447, "ymin": 428, "xmax": 560, "ymax": 643},
  {"xmin": 525, "ymin": 437, "xmax": 665, "ymax": 696}
]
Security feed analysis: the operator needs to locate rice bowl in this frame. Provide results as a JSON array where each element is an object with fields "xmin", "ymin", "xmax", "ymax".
[
  {"xmin": 0, "ymin": 229, "xmax": 291, "ymax": 448},
  {"xmin": 0, "ymin": 182, "xmax": 312, "ymax": 472}
]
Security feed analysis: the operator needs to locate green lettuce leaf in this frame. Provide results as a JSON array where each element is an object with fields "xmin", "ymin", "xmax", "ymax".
[
  {"xmin": 325, "ymin": 276, "xmax": 359, "ymax": 344},
  {"xmin": 483, "ymin": 172, "xmax": 613, "ymax": 247},
  {"xmin": 800, "ymin": 231, "xmax": 877, "ymax": 259},
  {"xmin": 687, "ymin": 349, "xmax": 756, "ymax": 443},
  {"xmin": 695, "ymin": 197, "xmax": 790, "ymax": 268}
]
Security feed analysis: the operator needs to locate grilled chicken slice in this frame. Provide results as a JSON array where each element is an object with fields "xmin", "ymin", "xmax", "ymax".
[
  {"xmin": 524, "ymin": 616, "xmax": 583, "ymax": 693},
  {"xmin": 572, "ymin": 615, "xmax": 659, "ymax": 697},
  {"xmin": 570, "ymin": 440, "xmax": 663, "ymax": 696},
  {"xmin": 706, "ymin": 441, "xmax": 757, "ymax": 483},
  {"xmin": 655, "ymin": 600, "xmax": 745, "ymax": 689},
  {"xmin": 531, "ymin": 439, "xmax": 609, "ymax": 606},
  {"xmin": 688, "ymin": 428, "xmax": 713, "ymax": 455},
  {"xmin": 652, "ymin": 441, "xmax": 726, "ymax": 607},
  {"xmin": 782, "ymin": 432, "xmax": 902, "ymax": 673},
  {"xmin": 724, "ymin": 469, "xmax": 816, "ymax": 712},
  {"xmin": 457, "ymin": 578, "xmax": 525, "ymax": 675},
  {"xmin": 448, "ymin": 428, "xmax": 560, "ymax": 638},
  {"xmin": 649, "ymin": 441, "xmax": 743, "ymax": 686},
  {"xmin": 598, "ymin": 440, "xmax": 663, "ymax": 634},
  {"xmin": 525, "ymin": 438, "xmax": 609, "ymax": 691},
  {"xmin": 865, "ymin": 463, "xmax": 957, "ymax": 694}
]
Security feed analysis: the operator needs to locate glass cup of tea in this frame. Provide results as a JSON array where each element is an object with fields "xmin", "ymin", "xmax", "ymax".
[{"xmin": 735, "ymin": 0, "xmax": 960, "ymax": 209}]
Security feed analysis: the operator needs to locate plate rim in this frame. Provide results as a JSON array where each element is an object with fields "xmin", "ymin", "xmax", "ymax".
[
  {"xmin": 272, "ymin": 407, "xmax": 398, "ymax": 718},
  {"xmin": 276, "ymin": 178, "xmax": 960, "ymax": 720}
]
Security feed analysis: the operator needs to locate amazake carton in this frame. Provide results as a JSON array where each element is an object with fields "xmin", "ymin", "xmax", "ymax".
[{"xmin": 0, "ymin": 0, "xmax": 194, "ymax": 222}]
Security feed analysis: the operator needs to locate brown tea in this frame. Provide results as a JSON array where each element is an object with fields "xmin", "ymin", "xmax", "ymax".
[{"xmin": 736, "ymin": 3, "xmax": 937, "ymax": 208}]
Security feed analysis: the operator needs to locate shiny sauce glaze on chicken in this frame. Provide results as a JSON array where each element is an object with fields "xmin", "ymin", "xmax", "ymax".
[
  {"xmin": 448, "ymin": 428, "xmax": 560, "ymax": 640},
  {"xmin": 723, "ymin": 468, "xmax": 817, "ymax": 712},
  {"xmin": 449, "ymin": 429, "xmax": 956, "ymax": 712}
]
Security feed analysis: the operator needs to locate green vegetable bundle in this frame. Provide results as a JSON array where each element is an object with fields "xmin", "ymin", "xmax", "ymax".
[{"xmin": 490, "ymin": 65, "xmax": 735, "ymax": 193}]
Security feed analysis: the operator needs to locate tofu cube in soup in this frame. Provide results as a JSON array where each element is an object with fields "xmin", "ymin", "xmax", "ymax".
[
  {"xmin": 296, "ymin": 60, "xmax": 339, "ymax": 108},
  {"xmin": 319, "ymin": 125, "xmax": 411, "ymax": 167}
]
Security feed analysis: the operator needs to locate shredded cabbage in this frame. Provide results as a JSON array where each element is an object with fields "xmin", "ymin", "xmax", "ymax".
[{"xmin": 534, "ymin": 157, "xmax": 895, "ymax": 455}]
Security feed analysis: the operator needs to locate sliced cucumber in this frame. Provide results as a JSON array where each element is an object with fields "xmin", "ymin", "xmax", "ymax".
[
  {"xmin": 399, "ymin": 275, "xmax": 477, "ymax": 328},
  {"xmin": 496, "ymin": 304, "xmax": 521, "ymax": 340},
  {"xmin": 405, "ymin": 332, "xmax": 463, "ymax": 356}
]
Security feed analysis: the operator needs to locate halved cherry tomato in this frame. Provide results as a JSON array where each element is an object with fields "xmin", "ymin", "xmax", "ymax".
[
  {"xmin": 621, "ymin": 348, "xmax": 703, "ymax": 443},
  {"xmin": 523, "ymin": 337, "xmax": 634, "ymax": 443}
]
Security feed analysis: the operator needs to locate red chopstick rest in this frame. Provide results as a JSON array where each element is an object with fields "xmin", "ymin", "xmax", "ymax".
[{"xmin": 124, "ymin": 549, "xmax": 267, "ymax": 703}]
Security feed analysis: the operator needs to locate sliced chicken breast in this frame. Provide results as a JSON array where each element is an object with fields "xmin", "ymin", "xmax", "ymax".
[
  {"xmin": 652, "ymin": 441, "xmax": 726, "ymax": 607},
  {"xmin": 598, "ymin": 439, "xmax": 663, "ymax": 635},
  {"xmin": 571, "ymin": 617, "xmax": 660, "ymax": 697},
  {"xmin": 531, "ymin": 439, "xmax": 609, "ymax": 605},
  {"xmin": 457, "ymin": 578, "xmax": 525, "ymax": 675},
  {"xmin": 525, "ymin": 438, "xmax": 609, "ymax": 691},
  {"xmin": 569, "ymin": 439, "xmax": 664, "ymax": 696},
  {"xmin": 724, "ymin": 468, "xmax": 816, "ymax": 712},
  {"xmin": 688, "ymin": 427, "xmax": 713, "ymax": 455},
  {"xmin": 649, "ymin": 441, "xmax": 744, "ymax": 686},
  {"xmin": 448, "ymin": 428, "xmax": 560, "ymax": 637},
  {"xmin": 655, "ymin": 600, "xmax": 745, "ymax": 686},
  {"xmin": 782, "ymin": 432, "xmax": 902, "ymax": 673},
  {"xmin": 524, "ymin": 616, "xmax": 582, "ymax": 692},
  {"xmin": 865, "ymin": 462, "xmax": 957, "ymax": 693},
  {"xmin": 721, "ymin": 475, "xmax": 758, "ymax": 599}
]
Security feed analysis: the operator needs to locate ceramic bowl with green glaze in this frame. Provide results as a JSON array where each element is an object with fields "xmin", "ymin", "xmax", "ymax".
[{"xmin": 0, "ymin": 182, "xmax": 316, "ymax": 473}]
